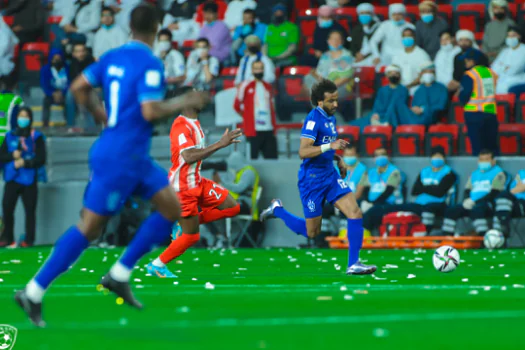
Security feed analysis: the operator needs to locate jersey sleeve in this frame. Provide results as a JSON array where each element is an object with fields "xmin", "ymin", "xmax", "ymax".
[
  {"xmin": 301, "ymin": 115, "xmax": 319, "ymax": 141},
  {"xmin": 137, "ymin": 61, "xmax": 166, "ymax": 104},
  {"xmin": 173, "ymin": 123, "xmax": 196, "ymax": 153},
  {"xmin": 83, "ymin": 60, "xmax": 105, "ymax": 88}
]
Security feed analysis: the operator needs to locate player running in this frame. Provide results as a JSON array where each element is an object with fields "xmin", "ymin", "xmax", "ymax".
[
  {"xmin": 14, "ymin": 4, "xmax": 208, "ymax": 327},
  {"xmin": 260, "ymin": 79, "xmax": 376, "ymax": 275},
  {"xmin": 147, "ymin": 87, "xmax": 243, "ymax": 278}
]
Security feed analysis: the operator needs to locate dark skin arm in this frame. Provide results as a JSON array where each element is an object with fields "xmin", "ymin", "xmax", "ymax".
[
  {"xmin": 298, "ymin": 138, "xmax": 348, "ymax": 159},
  {"xmin": 334, "ymin": 154, "xmax": 347, "ymax": 178},
  {"xmin": 182, "ymin": 128, "xmax": 242, "ymax": 165}
]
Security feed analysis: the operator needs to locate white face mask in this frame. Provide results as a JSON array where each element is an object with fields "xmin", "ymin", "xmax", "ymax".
[
  {"xmin": 441, "ymin": 43, "xmax": 453, "ymax": 51},
  {"xmin": 506, "ymin": 37, "xmax": 520, "ymax": 48},
  {"xmin": 421, "ymin": 72, "xmax": 435, "ymax": 85},
  {"xmin": 157, "ymin": 41, "xmax": 171, "ymax": 52}
]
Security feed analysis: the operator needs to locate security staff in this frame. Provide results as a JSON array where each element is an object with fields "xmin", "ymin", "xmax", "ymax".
[
  {"xmin": 341, "ymin": 143, "xmax": 367, "ymax": 202},
  {"xmin": 459, "ymin": 48, "xmax": 499, "ymax": 156},
  {"xmin": 0, "ymin": 76, "xmax": 23, "ymax": 146},
  {"xmin": 442, "ymin": 149, "xmax": 507, "ymax": 237},
  {"xmin": 0, "ymin": 107, "xmax": 46, "ymax": 248},
  {"xmin": 493, "ymin": 169, "xmax": 525, "ymax": 238}
]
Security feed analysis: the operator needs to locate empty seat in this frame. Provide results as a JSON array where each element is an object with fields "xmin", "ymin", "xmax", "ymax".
[
  {"xmin": 218, "ymin": 67, "xmax": 238, "ymax": 89},
  {"xmin": 517, "ymin": 93, "xmax": 525, "ymax": 122},
  {"xmin": 277, "ymin": 66, "xmax": 312, "ymax": 121},
  {"xmin": 499, "ymin": 123, "xmax": 525, "ymax": 155},
  {"xmin": 180, "ymin": 40, "xmax": 195, "ymax": 58},
  {"xmin": 298, "ymin": 8, "xmax": 319, "ymax": 38},
  {"xmin": 450, "ymin": 96, "xmax": 465, "ymax": 124},
  {"xmin": 375, "ymin": 6, "xmax": 389, "ymax": 21},
  {"xmin": 361, "ymin": 125, "xmax": 392, "ymax": 156},
  {"xmin": 353, "ymin": 66, "xmax": 376, "ymax": 99},
  {"xmin": 334, "ymin": 7, "xmax": 357, "ymax": 24},
  {"xmin": 3, "ymin": 16, "xmax": 14, "ymax": 26},
  {"xmin": 19, "ymin": 43, "xmax": 50, "ymax": 92},
  {"xmin": 425, "ymin": 124, "xmax": 459, "ymax": 156},
  {"xmin": 496, "ymin": 93, "xmax": 515, "ymax": 123},
  {"xmin": 455, "ymin": 4, "xmax": 485, "ymax": 33},
  {"xmin": 460, "ymin": 125, "xmax": 472, "ymax": 155},
  {"xmin": 438, "ymin": 4, "xmax": 453, "ymax": 24},
  {"xmin": 393, "ymin": 125, "xmax": 425, "ymax": 156}
]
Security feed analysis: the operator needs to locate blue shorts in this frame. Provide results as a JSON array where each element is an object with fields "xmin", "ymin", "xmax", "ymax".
[
  {"xmin": 83, "ymin": 158, "xmax": 169, "ymax": 216},
  {"xmin": 298, "ymin": 169, "xmax": 352, "ymax": 218}
]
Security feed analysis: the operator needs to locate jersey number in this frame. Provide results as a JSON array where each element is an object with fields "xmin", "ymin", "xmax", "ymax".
[
  {"xmin": 108, "ymin": 80, "xmax": 120, "ymax": 127},
  {"xmin": 338, "ymin": 179, "xmax": 348, "ymax": 189},
  {"xmin": 209, "ymin": 183, "xmax": 223, "ymax": 200}
]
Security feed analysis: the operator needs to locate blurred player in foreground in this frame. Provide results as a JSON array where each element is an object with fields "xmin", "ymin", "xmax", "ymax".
[
  {"xmin": 147, "ymin": 87, "xmax": 243, "ymax": 278},
  {"xmin": 14, "ymin": 4, "xmax": 208, "ymax": 327},
  {"xmin": 261, "ymin": 79, "xmax": 376, "ymax": 275}
]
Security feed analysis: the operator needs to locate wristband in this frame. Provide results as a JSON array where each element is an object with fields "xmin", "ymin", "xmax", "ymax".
[{"xmin": 321, "ymin": 143, "xmax": 331, "ymax": 153}]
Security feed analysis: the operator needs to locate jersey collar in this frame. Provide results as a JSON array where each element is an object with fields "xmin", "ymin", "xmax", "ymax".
[{"xmin": 316, "ymin": 106, "xmax": 332, "ymax": 118}]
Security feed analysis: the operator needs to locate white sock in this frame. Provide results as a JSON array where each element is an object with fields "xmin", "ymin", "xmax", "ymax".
[
  {"xmin": 152, "ymin": 257, "xmax": 165, "ymax": 268},
  {"xmin": 109, "ymin": 261, "xmax": 132, "ymax": 282},
  {"xmin": 26, "ymin": 279, "xmax": 45, "ymax": 303}
]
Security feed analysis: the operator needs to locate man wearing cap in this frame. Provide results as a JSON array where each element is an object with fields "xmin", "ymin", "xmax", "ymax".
[
  {"xmin": 450, "ymin": 30, "xmax": 489, "ymax": 92},
  {"xmin": 351, "ymin": 3, "xmax": 381, "ymax": 67},
  {"xmin": 416, "ymin": 0, "xmax": 449, "ymax": 59},
  {"xmin": 459, "ymin": 48, "xmax": 499, "ymax": 156},
  {"xmin": 483, "ymin": 0, "xmax": 516, "ymax": 62},
  {"xmin": 492, "ymin": 26, "xmax": 525, "ymax": 94},
  {"xmin": 235, "ymin": 35, "xmax": 276, "ymax": 85},
  {"xmin": 263, "ymin": 3, "xmax": 299, "ymax": 67}
]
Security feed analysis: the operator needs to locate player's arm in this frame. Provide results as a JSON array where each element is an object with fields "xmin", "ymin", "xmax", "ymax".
[
  {"xmin": 334, "ymin": 153, "xmax": 347, "ymax": 178},
  {"xmin": 70, "ymin": 75, "xmax": 108, "ymax": 124},
  {"xmin": 141, "ymin": 91, "xmax": 209, "ymax": 122},
  {"xmin": 182, "ymin": 128, "xmax": 243, "ymax": 165},
  {"xmin": 510, "ymin": 174, "xmax": 525, "ymax": 194},
  {"xmin": 298, "ymin": 138, "xmax": 348, "ymax": 159}
]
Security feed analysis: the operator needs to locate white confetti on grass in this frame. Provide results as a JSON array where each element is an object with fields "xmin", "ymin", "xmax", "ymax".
[
  {"xmin": 173, "ymin": 281, "xmax": 179, "ymax": 285},
  {"xmin": 119, "ymin": 318, "xmax": 128, "ymax": 326},
  {"xmin": 513, "ymin": 284, "xmax": 524, "ymax": 289},
  {"xmin": 340, "ymin": 286, "xmax": 348, "ymax": 291},
  {"xmin": 205, "ymin": 282, "xmax": 215, "ymax": 290},
  {"xmin": 244, "ymin": 258, "xmax": 253, "ymax": 262},
  {"xmin": 407, "ymin": 274, "xmax": 416, "ymax": 279},
  {"xmin": 469, "ymin": 290, "xmax": 479, "ymax": 295},
  {"xmin": 504, "ymin": 274, "xmax": 510, "ymax": 278},
  {"xmin": 296, "ymin": 265, "xmax": 301, "ymax": 268},
  {"xmin": 344, "ymin": 295, "xmax": 353, "ymax": 300},
  {"xmin": 385, "ymin": 264, "xmax": 399, "ymax": 269},
  {"xmin": 193, "ymin": 258, "xmax": 199, "ymax": 261},
  {"xmin": 334, "ymin": 264, "xmax": 341, "ymax": 271},
  {"xmin": 483, "ymin": 286, "xmax": 491, "ymax": 291},
  {"xmin": 192, "ymin": 278, "xmax": 198, "ymax": 281},
  {"xmin": 501, "ymin": 286, "xmax": 507, "ymax": 291},
  {"xmin": 134, "ymin": 278, "xmax": 142, "ymax": 282},
  {"xmin": 373, "ymin": 328, "xmax": 389, "ymax": 338},
  {"xmin": 382, "ymin": 270, "xmax": 387, "ymax": 273},
  {"xmin": 102, "ymin": 256, "xmax": 107, "ymax": 262},
  {"xmin": 81, "ymin": 268, "xmax": 87, "ymax": 271},
  {"xmin": 462, "ymin": 278, "xmax": 469, "ymax": 282},
  {"xmin": 176, "ymin": 260, "xmax": 183, "ymax": 264},
  {"xmin": 499, "ymin": 264, "xmax": 505, "ymax": 267},
  {"xmin": 136, "ymin": 285, "xmax": 144, "ymax": 289},
  {"xmin": 213, "ymin": 264, "xmax": 220, "ymax": 267},
  {"xmin": 176, "ymin": 306, "xmax": 190, "ymax": 313},
  {"xmin": 316, "ymin": 296, "xmax": 332, "ymax": 301},
  {"xmin": 0, "ymin": 278, "xmax": 3, "ymax": 282}
]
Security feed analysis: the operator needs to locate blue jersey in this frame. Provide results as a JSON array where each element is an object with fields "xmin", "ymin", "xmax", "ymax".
[
  {"xmin": 83, "ymin": 41, "xmax": 166, "ymax": 166},
  {"xmin": 299, "ymin": 107, "xmax": 337, "ymax": 175}
]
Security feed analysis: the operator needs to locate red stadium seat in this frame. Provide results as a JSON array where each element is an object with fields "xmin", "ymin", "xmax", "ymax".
[
  {"xmin": 460, "ymin": 125, "xmax": 472, "ymax": 155},
  {"xmin": 218, "ymin": 67, "xmax": 238, "ymax": 89},
  {"xmin": 425, "ymin": 124, "xmax": 459, "ymax": 156},
  {"xmin": 337, "ymin": 125, "xmax": 360, "ymax": 144},
  {"xmin": 498, "ymin": 123, "xmax": 525, "ymax": 155},
  {"xmin": 294, "ymin": 0, "xmax": 311, "ymax": 11},
  {"xmin": 405, "ymin": 5, "xmax": 419, "ymax": 23},
  {"xmin": 450, "ymin": 97, "xmax": 465, "ymax": 124},
  {"xmin": 496, "ymin": 94, "xmax": 515, "ymax": 123},
  {"xmin": 3, "ymin": 15, "xmax": 14, "ymax": 26},
  {"xmin": 361, "ymin": 125, "xmax": 393, "ymax": 156},
  {"xmin": 47, "ymin": 16, "xmax": 62, "ymax": 24},
  {"xmin": 455, "ymin": 4, "xmax": 485, "ymax": 33},
  {"xmin": 438, "ymin": 4, "xmax": 453, "ymax": 24},
  {"xmin": 393, "ymin": 125, "xmax": 425, "ymax": 156},
  {"xmin": 517, "ymin": 93, "xmax": 525, "ymax": 122},
  {"xmin": 353, "ymin": 66, "xmax": 375, "ymax": 99},
  {"xmin": 298, "ymin": 8, "xmax": 319, "ymax": 38},
  {"xmin": 375, "ymin": 6, "xmax": 389, "ymax": 21},
  {"xmin": 19, "ymin": 42, "xmax": 50, "ymax": 93},
  {"xmin": 334, "ymin": 7, "xmax": 357, "ymax": 25},
  {"xmin": 508, "ymin": 3, "xmax": 518, "ymax": 20},
  {"xmin": 277, "ymin": 66, "xmax": 312, "ymax": 120},
  {"xmin": 195, "ymin": 0, "xmax": 227, "ymax": 25},
  {"xmin": 180, "ymin": 40, "xmax": 195, "ymax": 58}
]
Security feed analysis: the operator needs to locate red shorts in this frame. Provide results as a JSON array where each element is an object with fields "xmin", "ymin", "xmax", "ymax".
[{"xmin": 177, "ymin": 178, "xmax": 229, "ymax": 217}]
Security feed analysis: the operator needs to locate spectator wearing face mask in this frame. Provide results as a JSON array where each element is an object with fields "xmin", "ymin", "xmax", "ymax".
[
  {"xmin": 198, "ymin": 2, "xmax": 232, "ymax": 63},
  {"xmin": 351, "ymin": 3, "xmax": 381, "ymax": 67},
  {"xmin": 162, "ymin": 0, "xmax": 200, "ymax": 46},
  {"xmin": 341, "ymin": 143, "xmax": 367, "ymax": 202},
  {"xmin": 231, "ymin": 9, "xmax": 268, "ymax": 62},
  {"xmin": 40, "ymin": 48, "xmax": 69, "ymax": 127},
  {"xmin": 184, "ymin": 38, "xmax": 220, "ymax": 91},
  {"xmin": 224, "ymin": 0, "xmax": 257, "ymax": 31},
  {"xmin": 483, "ymin": 0, "xmax": 516, "ymax": 62},
  {"xmin": 369, "ymin": 3, "xmax": 415, "ymax": 66},
  {"xmin": 492, "ymin": 27, "xmax": 525, "ymax": 94},
  {"xmin": 235, "ymin": 35, "xmax": 275, "ymax": 85},
  {"xmin": 415, "ymin": 0, "xmax": 448, "ymax": 59},
  {"xmin": 0, "ymin": 16, "xmax": 18, "ymax": 82},
  {"xmin": 449, "ymin": 30, "xmax": 489, "ymax": 93},
  {"xmin": 434, "ymin": 31, "xmax": 462, "ymax": 88},
  {"xmin": 154, "ymin": 29, "xmax": 186, "ymax": 90},
  {"xmin": 93, "ymin": 7, "xmax": 128, "ymax": 60},
  {"xmin": 350, "ymin": 65, "xmax": 408, "ymax": 131},
  {"xmin": 67, "ymin": 43, "xmax": 94, "ymax": 127},
  {"xmin": 263, "ymin": 3, "xmax": 299, "ymax": 68},
  {"xmin": 391, "ymin": 27, "xmax": 431, "ymax": 94}
]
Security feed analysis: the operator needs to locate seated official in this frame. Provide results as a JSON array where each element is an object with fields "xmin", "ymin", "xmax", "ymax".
[
  {"xmin": 442, "ymin": 149, "xmax": 507, "ymax": 237},
  {"xmin": 493, "ymin": 169, "xmax": 525, "ymax": 239},
  {"xmin": 341, "ymin": 143, "xmax": 367, "ymax": 202}
]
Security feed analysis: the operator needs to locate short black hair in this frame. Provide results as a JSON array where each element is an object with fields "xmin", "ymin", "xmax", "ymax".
[
  {"xmin": 244, "ymin": 8, "xmax": 256, "ymax": 17},
  {"xmin": 479, "ymin": 148, "xmax": 494, "ymax": 158},
  {"xmin": 102, "ymin": 6, "xmax": 115, "ymax": 16},
  {"xmin": 203, "ymin": 2, "xmax": 218, "ymax": 14},
  {"xmin": 508, "ymin": 26, "xmax": 521, "ymax": 35},
  {"xmin": 345, "ymin": 143, "xmax": 359, "ymax": 153},
  {"xmin": 311, "ymin": 79, "xmax": 337, "ymax": 106},
  {"xmin": 402, "ymin": 27, "xmax": 416, "ymax": 37},
  {"xmin": 158, "ymin": 28, "xmax": 173, "ymax": 41},
  {"xmin": 431, "ymin": 146, "xmax": 446, "ymax": 158},
  {"xmin": 196, "ymin": 37, "xmax": 210, "ymax": 46},
  {"xmin": 130, "ymin": 3, "xmax": 158, "ymax": 36}
]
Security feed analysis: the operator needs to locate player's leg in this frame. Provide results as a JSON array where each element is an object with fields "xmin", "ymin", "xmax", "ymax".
[
  {"xmin": 260, "ymin": 199, "xmax": 308, "ymax": 238},
  {"xmin": 441, "ymin": 204, "xmax": 467, "ymax": 235},
  {"xmin": 198, "ymin": 180, "xmax": 241, "ymax": 224},
  {"xmin": 1, "ymin": 181, "xmax": 21, "ymax": 246},
  {"xmin": 493, "ymin": 191, "xmax": 517, "ymax": 237},
  {"xmin": 470, "ymin": 201, "xmax": 491, "ymax": 236}
]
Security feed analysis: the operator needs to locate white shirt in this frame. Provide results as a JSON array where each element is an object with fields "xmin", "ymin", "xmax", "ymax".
[
  {"xmin": 161, "ymin": 49, "xmax": 186, "ymax": 80},
  {"xmin": 162, "ymin": 15, "xmax": 201, "ymax": 46},
  {"xmin": 184, "ymin": 49, "xmax": 220, "ymax": 90},
  {"xmin": 0, "ymin": 16, "xmax": 18, "ymax": 76},
  {"xmin": 113, "ymin": 0, "xmax": 142, "ymax": 34},
  {"xmin": 434, "ymin": 45, "xmax": 462, "ymax": 87},
  {"xmin": 254, "ymin": 81, "xmax": 273, "ymax": 131},
  {"xmin": 235, "ymin": 54, "xmax": 275, "ymax": 85},
  {"xmin": 391, "ymin": 46, "xmax": 431, "ymax": 95},
  {"xmin": 50, "ymin": 0, "xmax": 74, "ymax": 18},
  {"xmin": 492, "ymin": 43, "xmax": 525, "ymax": 94},
  {"xmin": 60, "ymin": 0, "xmax": 102, "ymax": 46},
  {"xmin": 93, "ymin": 25, "xmax": 129, "ymax": 59},
  {"xmin": 369, "ymin": 20, "xmax": 416, "ymax": 66},
  {"xmin": 224, "ymin": 0, "xmax": 257, "ymax": 30}
]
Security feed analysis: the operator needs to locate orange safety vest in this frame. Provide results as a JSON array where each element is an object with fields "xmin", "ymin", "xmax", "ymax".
[{"xmin": 464, "ymin": 65, "xmax": 497, "ymax": 114}]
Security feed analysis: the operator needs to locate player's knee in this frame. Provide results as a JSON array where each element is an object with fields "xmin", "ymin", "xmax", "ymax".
[{"xmin": 347, "ymin": 206, "xmax": 362, "ymax": 220}]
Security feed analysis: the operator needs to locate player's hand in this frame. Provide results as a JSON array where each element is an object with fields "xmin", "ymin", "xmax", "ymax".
[
  {"xmin": 218, "ymin": 128, "xmax": 243, "ymax": 148},
  {"xmin": 14, "ymin": 159, "xmax": 24, "ymax": 169},
  {"xmin": 12, "ymin": 150, "xmax": 21, "ymax": 159},
  {"xmin": 462, "ymin": 198, "xmax": 475, "ymax": 210},
  {"xmin": 330, "ymin": 139, "xmax": 348, "ymax": 151},
  {"xmin": 360, "ymin": 200, "xmax": 373, "ymax": 213}
]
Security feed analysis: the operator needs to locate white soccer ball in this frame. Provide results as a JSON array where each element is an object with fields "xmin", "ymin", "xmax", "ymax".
[
  {"xmin": 433, "ymin": 245, "xmax": 460, "ymax": 273},
  {"xmin": 484, "ymin": 229, "xmax": 505, "ymax": 249}
]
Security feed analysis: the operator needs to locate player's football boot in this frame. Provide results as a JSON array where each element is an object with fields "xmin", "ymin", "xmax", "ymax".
[
  {"xmin": 171, "ymin": 222, "xmax": 183, "ymax": 240},
  {"xmin": 260, "ymin": 199, "xmax": 283, "ymax": 221},
  {"xmin": 346, "ymin": 261, "xmax": 377, "ymax": 275},
  {"xmin": 14, "ymin": 289, "xmax": 46, "ymax": 328},
  {"xmin": 100, "ymin": 273, "xmax": 143, "ymax": 309},
  {"xmin": 146, "ymin": 262, "xmax": 177, "ymax": 278}
]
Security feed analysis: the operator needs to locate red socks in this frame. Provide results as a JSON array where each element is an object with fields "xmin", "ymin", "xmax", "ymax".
[
  {"xmin": 199, "ymin": 204, "xmax": 240, "ymax": 224},
  {"xmin": 159, "ymin": 233, "xmax": 200, "ymax": 264}
]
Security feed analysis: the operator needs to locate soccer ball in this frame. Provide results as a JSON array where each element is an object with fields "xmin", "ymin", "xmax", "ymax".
[
  {"xmin": 433, "ymin": 245, "xmax": 460, "ymax": 273},
  {"xmin": 484, "ymin": 229, "xmax": 505, "ymax": 249}
]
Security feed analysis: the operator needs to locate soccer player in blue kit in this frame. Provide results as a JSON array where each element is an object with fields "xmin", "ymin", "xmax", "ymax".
[
  {"xmin": 14, "ymin": 4, "xmax": 208, "ymax": 327},
  {"xmin": 261, "ymin": 80, "xmax": 376, "ymax": 275}
]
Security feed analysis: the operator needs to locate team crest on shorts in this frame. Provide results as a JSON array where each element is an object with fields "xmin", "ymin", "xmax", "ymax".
[
  {"xmin": 0, "ymin": 325, "xmax": 17, "ymax": 350},
  {"xmin": 307, "ymin": 200, "xmax": 316, "ymax": 213}
]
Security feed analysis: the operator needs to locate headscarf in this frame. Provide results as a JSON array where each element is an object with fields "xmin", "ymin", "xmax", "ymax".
[
  {"xmin": 420, "ymin": 61, "xmax": 435, "ymax": 71},
  {"xmin": 455, "ymin": 29, "xmax": 475, "ymax": 42},
  {"xmin": 489, "ymin": 0, "xmax": 508, "ymax": 20},
  {"xmin": 385, "ymin": 64, "xmax": 401, "ymax": 74},
  {"xmin": 357, "ymin": 3, "xmax": 374, "ymax": 14},
  {"xmin": 418, "ymin": 1, "xmax": 437, "ymax": 13},
  {"xmin": 389, "ymin": 3, "xmax": 406, "ymax": 18},
  {"xmin": 318, "ymin": 5, "xmax": 333, "ymax": 18}
]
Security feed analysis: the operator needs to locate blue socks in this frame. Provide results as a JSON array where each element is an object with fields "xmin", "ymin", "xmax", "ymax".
[
  {"xmin": 35, "ymin": 226, "xmax": 90, "ymax": 289},
  {"xmin": 347, "ymin": 218, "xmax": 364, "ymax": 267},
  {"xmin": 274, "ymin": 206, "xmax": 308, "ymax": 238},
  {"xmin": 120, "ymin": 212, "xmax": 174, "ymax": 269}
]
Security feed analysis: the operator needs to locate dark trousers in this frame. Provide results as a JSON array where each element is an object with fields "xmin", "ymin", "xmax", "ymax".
[
  {"xmin": 494, "ymin": 191, "xmax": 525, "ymax": 237},
  {"xmin": 363, "ymin": 202, "xmax": 446, "ymax": 233},
  {"xmin": 1, "ymin": 181, "xmax": 38, "ymax": 245},
  {"xmin": 248, "ymin": 131, "xmax": 278, "ymax": 159},
  {"xmin": 442, "ymin": 201, "xmax": 493, "ymax": 235},
  {"xmin": 464, "ymin": 111, "xmax": 499, "ymax": 156},
  {"xmin": 43, "ymin": 96, "xmax": 66, "ymax": 127}
]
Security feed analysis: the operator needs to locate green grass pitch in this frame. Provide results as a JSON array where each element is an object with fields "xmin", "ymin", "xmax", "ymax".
[{"xmin": 1, "ymin": 247, "xmax": 525, "ymax": 350}]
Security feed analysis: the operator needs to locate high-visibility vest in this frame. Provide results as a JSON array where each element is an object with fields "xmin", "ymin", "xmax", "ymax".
[
  {"xmin": 464, "ymin": 65, "xmax": 497, "ymax": 114},
  {"xmin": 229, "ymin": 165, "xmax": 260, "ymax": 220}
]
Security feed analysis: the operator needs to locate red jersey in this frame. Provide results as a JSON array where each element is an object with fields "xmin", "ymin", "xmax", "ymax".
[{"xmin": 169, "ymin": 116, "xmax": 205, "ymax": 192}]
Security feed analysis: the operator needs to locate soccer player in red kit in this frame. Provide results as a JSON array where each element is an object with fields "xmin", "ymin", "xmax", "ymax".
[{"xmin": 147, "ymin": 87, "xmax": 243, "ymax": 277}]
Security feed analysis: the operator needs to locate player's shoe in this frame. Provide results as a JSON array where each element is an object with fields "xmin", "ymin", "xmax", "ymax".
[
  {"xmin": 14, "ymin": 289, "xmax": 46, "ymax": 328},
  {"xmin": 146, "ymin": 262, "xmax": 177, "ymax": 278},
  {"xmin": 260, "ymin": 199, "xmax": 283, "ymax": 222},
  {"xmin": 171, "ymin": 222, "xmax": 182, "ymax": 240},
  {"xmin": 100, "ymin": 273, "xmax": 143, "ymax": 309},
  {"xmin": 346, "ymin": 261, "xmax": 377, "ymax": 275}
]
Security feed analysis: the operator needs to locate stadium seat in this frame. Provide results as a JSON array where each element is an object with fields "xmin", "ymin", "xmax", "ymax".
[
  {"xmin": 361, "ymin": 125, "xmax": 392, "ymax": 156},
  {"xmin": 392, "ymin": 125, "xmax": 425, "ymax": 156},
  {"xmin": 337, "ymin": 125, "xmax": 360, "ymax": 143},
  {"xmin": 19, "ymin": 42, "xmax": 50, "ymax": 93},
  {"xmin": 438, "ymin": 4, "xmax": 453, "ymax": 24},
  {"xmin": 277, "ymin": 66, "xmax": 311, "ymax": 121},
  {"xmin": 195, "ymin": 0, "xmax": 227, "ymax": 25},
  {"xmin": 508, "ymin": 3, "xmax": 518, "ymax": 20},
  {"xmin": 496, "ymin": 94, "xmax": 515, "ymax": 123},
  {"xmin": 334, "ymin": 7, "xmax": 357, "ymax": 25},
  {"xmin": 499, "ymin": 123, "xmax": 525, "ymax": 155},
  {"xmin": 45, "ymin": 16, "xmax": 63, "ymax": 43},
  {"xmin": 3, "ymin": 15, "xmax": 14, "ymax": 26},
  {"xmin": 180, "ymin": 40, "xmax": 195, "ymax": 58},
  {"xmin": 405, "ymin": 5, "xmax": 419, "ymax": 23},
  {"xmin": 298, "ymin": 8, "xmax": 319, "ymax": 38},
  {"xmin": 450, "ymin": 97, "xmax": 464, "ymax": 124},
  {"xmin": 294, "ymin": 0, "xmax": 311, "ymax": 11},
  {"xmin": 454, "ymin": 4, "xmax": 485, "ymax": 33},
  {"xmin": 217, "ymin": 67, "xmax": 238, "ymax": 90},
  {"xmin": 517, "ymin": 93, "xmax": 525, "ymax": 122},
  {"xmin": 353, "ymin": 66, "xmax": 376, "ymax": 99},
  {"xmin": 425, "ymin": 124, "xmax": 459, "ymax": 156},
  {"xmin": 460, "ymin": 125, "xmax": 472, "ymax": 155},
  {"xmin": 375, "ymin": 6, "xmax": 389, "ymax": 21}
]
